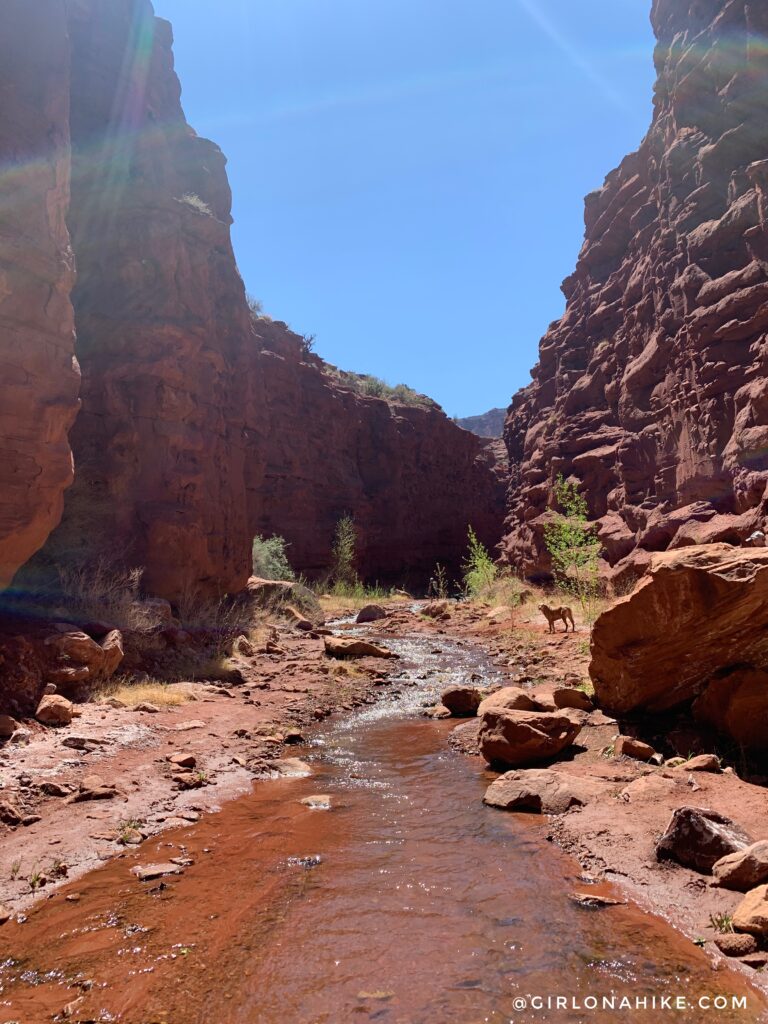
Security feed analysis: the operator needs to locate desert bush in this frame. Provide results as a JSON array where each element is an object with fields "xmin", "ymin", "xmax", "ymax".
[
  {"xmin": 329, "ymin": 514, "xmax": 360, "ymax": 595},
  {"xmin": 478, "ymin": 569, "xmax": 535, "ymax": 609},
  {"xmin": 321, "ymin": 364, "xmax": 436, "ymax": 409},
  {"xmin": 252, "ymin": 534, "xmax": 295, "ymax": 581},
  {"xmin": 361, "ymin": 376, "xmax": 388, "ymax": 398},
  {"xmin": 543, "ymin": 474, "xmax": 601, "ymax": 620},
  {"xmin": 462, "ymin": 526, "xmax": 498, "ymax": 598}
]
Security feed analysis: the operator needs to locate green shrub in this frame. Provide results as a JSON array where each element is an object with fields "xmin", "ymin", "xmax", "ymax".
[
  {"xmin": 462, "ymin": 526, "xmax": 497, "ymax": 597},
  {"xmin": 361, "ymin": 376, "xmax": 387, "ymax": 398},
  {"xmin": 321, "ymin": 364, "xmax": 437, "ymax": 409},
  {"xmin": 543, "ymin": 474, "xmax": 601, "ymax": 619},
  {"xmin": 252, "ymin": 534, "xmax": 295, "ymax": 581}
]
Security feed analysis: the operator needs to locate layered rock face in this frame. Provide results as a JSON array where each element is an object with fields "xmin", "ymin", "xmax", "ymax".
[
  {"xmin": 502, "ymin": 0, "xmax": 768, "ymax": 580},
  {"xmin": 0, "ymin": 2, "xmax": 80, "ymax": 589},
  {"xmin": 10, "ymin": 0, "xmax": 505, "ymax": 602},
  {"xmin": 38, "ymin": 0, "xmax": 253, "ymax": 601},
  {"xmin": 246, "ymin": 321, "xmax": 507, "ymax": 585}
]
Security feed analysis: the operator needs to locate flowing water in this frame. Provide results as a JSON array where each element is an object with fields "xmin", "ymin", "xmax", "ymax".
[{"xmin": 0, "ymin": 631, "xmax": 765, "ymax": 1023}]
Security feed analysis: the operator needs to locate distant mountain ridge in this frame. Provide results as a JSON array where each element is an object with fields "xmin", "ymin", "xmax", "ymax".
[{"xmin": 456, "ymin": 408, "xmax": 507, "ymax": 438}]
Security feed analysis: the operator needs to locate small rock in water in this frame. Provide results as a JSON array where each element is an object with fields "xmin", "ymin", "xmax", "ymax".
[
  {"xmin": 287, "ymin": 854, "xmax": 323, "ymax": 870},
  {"xmin": 569, "ymin": 892, "xmax": 626, "ymax": 909},
  {"xmin": 265, "ymin": 758, "xmax": 312, "ymax": 778},
  {"xmin": 131, "ymin": 862, "xmax": 184, "ymax": 882},
  {"xmin": 300, "ymin": 795, "xmax": 332, "ymax": 810}
]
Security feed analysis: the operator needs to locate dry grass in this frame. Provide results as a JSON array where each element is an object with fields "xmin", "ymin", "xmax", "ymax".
[
  {"xmin": 319, "ymin": 592, "xmax": 410, "ymax": 619},
  {"xmin": 97, "ymin": 678, "xmax": 193, "ymax": 707},
  {"xmin": 57, "ymin": 558, "xmax": 154, "ymax": 630}
]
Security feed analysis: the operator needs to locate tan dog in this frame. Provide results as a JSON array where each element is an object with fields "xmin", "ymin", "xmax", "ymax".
[{"xmin": 539, "ymin": 603, "xmax": 575, "ymax": 633}]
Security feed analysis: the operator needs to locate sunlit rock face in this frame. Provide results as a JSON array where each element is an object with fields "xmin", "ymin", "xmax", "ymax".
[
  {"xmin": 38, "ymin": 0, "xmax": 254, "ymax": 601},
  {"xmin": 20, "ymin": 0, "xmax": 506, "ymax": 601},
  {"xmin": 501, "ymin": 0, "xmax": 768, "ymax": 582},
  {"xmin": 0, "ymin": 1, "xmax": 80, "ymax": 589}
]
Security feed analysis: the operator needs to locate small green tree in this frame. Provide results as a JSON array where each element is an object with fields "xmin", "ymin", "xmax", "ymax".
[
  {"xmin": 252, "ymin": 534, "xmax": 295, "ymax": 581},
  {"xmin": 330, "ymin": 514, "xmax": 359, "ymax": 594},
  {"xmin": 462, "ymin": 526, "xmax": 497, "ymax": 598},
  {"xmin": 543, "ymin": 475, "xmax": 601, "ymax": 619}
]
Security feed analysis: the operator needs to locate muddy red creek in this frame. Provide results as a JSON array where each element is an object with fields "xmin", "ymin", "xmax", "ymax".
[{"xmin": 0, "ymin": 631, "xmax": 765, "ymax": 1023}]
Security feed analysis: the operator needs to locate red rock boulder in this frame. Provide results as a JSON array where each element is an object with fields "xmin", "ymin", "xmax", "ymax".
[
  {"xmin": 590, "ymin": 545, "xmax": 768, "ymax": 715},
  {"xmin": 478, "ymin": 709, "xmax": 583, "ymax": 768}
]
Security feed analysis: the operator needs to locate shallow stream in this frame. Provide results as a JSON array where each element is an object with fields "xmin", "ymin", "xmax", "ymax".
[{"xmin": 0, "ymin": 630, "xmax": 765, "ymax": 1023}]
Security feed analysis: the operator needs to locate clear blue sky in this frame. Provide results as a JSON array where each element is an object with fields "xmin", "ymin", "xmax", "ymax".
[{"xmin": 152, "ymin": 0, "xmax": 656, "ymax": 417}]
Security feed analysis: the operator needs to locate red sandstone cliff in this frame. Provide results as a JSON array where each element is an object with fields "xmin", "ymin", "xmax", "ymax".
[
  {"xmin": 41, "ymin": 0, "xmax": 254, "ymax": 601},
  {"xmin": 8, "ymin": 0, "xmax": 505, "ymax": 602},
  {"xmin": 0, "ymin": 2, "xmax": 80, "ymax": 589},
  {"xmin": 247, "ymin": 321, "xmax": 506, "ymax": 585},
  {"xmin": 502, "ymin": 0, "xmax": 768, "ymax": 582}
]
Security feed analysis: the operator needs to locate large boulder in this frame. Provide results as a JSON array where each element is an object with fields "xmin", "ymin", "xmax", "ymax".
[
  {"xmin": 36, "ymin": 694, "xmax": 73, "ymax": 727},
  {"xmin": 43, "ymin": 625, "xmax": 124, "ymax": 700},
  {"xmin": 733, "ymin": 885, "xmax": 768, "ymax": 937},
  {"xmin": 483, "ymin": 768, "xmax": 611, "ymax": 814},
  {"xmin": 552, "ymin": 687, "xmax": 593, "ymax": 712},
  {"xmin": 712, "ymin": 841, "xmax": 768, "ymax": 891},
  {"xmin": 356, "ymin": 604, "xmax": 388, "ymax": 624},
  {"xmin": 441, "ymin": 686, "xmax": 482, "ymax": 717},
  {"xmin": 478, "ymin": 709, "xmax": 583, "ymax": 768},
  {"xmin": 693, "ymin": 668, "xmax": 768, "ymax": 753},
  {"xmin": 655, "ymin": 807, "xmax": 751, "ymax": 873},
  {"xmin": 590, "ymin": 545, "xmax": 768, "ymax": 714},
  {"xmin": 477, "ymin": 686, "xmax": 538, "ymax": 716}
]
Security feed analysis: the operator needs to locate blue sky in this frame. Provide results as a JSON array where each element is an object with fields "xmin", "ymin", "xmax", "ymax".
[{"xmin": 152, "ymin": 0, "xmax": 656, "ymax": 417}]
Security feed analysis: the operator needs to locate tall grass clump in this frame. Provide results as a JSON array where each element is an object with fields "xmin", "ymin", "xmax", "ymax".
[
  {"xmin": 427, "ymin": 562, "xmax": 450, "ymax": 600},
  {"xmin": 57, "ymin": 558, "xmax": 149, "ymax": 629}
]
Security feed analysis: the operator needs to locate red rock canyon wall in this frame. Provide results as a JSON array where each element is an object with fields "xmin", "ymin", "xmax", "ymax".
[
  {"xmin": 502, "ymin": 0, "xmax": 768, "ymax": 582},
  {"xmin": 8, "ymin": 0, "xmax": 505, "ymax": 601},
  {"xmin": 0, "ymin": 2, "xmax": 80, "ymax": 589}
]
